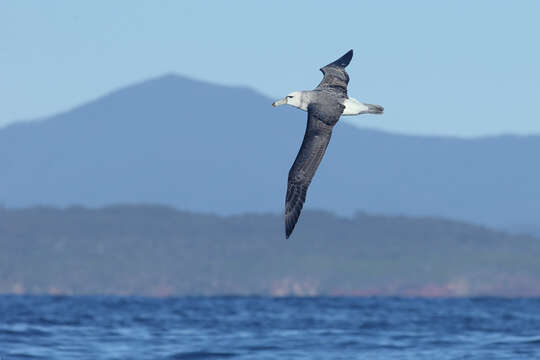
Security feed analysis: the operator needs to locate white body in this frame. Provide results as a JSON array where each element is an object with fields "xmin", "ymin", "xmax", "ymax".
[
  {"xmin": 341, "ymin": 97, "xmax": 369, "ymax": 116},
  {"xmin": 272, "ymin": 91, "xmax": 383, "ymax": 116}
]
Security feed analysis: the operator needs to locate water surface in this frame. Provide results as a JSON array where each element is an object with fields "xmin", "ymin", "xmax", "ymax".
[{"xmin": 1, "ymin": 296, "xmax": 540, "ymax": 359}]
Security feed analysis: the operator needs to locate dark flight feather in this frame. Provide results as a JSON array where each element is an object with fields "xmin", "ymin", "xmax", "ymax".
[
  {"xmin": 315, "ymin": 49, "xmax": 353, "ymax": 97},
  {"xmin": 285, "ymin": 102, "xmax": 344, "ymax": 238}
]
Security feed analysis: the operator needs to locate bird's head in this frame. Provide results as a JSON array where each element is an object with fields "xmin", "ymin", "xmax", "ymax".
[{"xmin": 272, "ymin": 91, "xmax": 302, "ymax": 108}]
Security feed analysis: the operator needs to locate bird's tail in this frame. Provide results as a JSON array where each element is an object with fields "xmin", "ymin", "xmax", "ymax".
[{"xmin": 366, "ymin": 104, "xmax": 384, "ymax": 114}]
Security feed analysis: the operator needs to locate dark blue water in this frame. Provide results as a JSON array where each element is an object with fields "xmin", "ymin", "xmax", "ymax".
[{"xmin": 1, "ymin": 296, "xmax": 540, "ymax": 359}]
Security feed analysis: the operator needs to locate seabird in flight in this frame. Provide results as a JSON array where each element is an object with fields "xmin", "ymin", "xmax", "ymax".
[{"xmin": 272, "ymin": 49, "xmax": 384, "ymax": 238}]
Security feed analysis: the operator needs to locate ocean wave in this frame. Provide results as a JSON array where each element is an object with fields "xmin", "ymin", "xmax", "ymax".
[{"xmin": 167, "ymin": 351, "xmax": 238, "ymax": 359}]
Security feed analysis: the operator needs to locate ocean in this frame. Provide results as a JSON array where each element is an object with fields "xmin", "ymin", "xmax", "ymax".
[{"xmin": 1, "ymin": 296, "xmax": 540, "ymax": 359}]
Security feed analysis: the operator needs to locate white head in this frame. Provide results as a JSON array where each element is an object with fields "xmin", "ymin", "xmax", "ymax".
[{"xmin": 272, "ymin": 91, "xmax": 307, "ymax": 111}]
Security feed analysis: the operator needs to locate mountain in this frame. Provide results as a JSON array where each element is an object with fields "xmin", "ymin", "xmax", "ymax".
[
  {"xmin": 1, "ymin": 74, "xmax": 540, "ymax": 229},
  {"xmin": 1, "ymin": 205, "xmax": 540, "ymax": 297}
]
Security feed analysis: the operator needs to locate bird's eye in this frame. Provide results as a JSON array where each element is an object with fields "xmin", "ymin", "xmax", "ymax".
[{"xmin": 287, "ymin": 95, "xmax": 294, "ymax": 99}]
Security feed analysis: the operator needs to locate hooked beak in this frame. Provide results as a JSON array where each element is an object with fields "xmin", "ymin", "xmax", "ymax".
[{"xmin": 272, "ymin": 97, "xmax": 287, "ymax": 107}]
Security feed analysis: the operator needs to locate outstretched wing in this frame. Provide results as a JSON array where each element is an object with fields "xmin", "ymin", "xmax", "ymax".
[
  {"xmin": 315, "ymin": 49, "xmax": 353, "ymax": 97},
  {"xmin": 285, "ymin": 102, "xmax": 344, "ymax": 239}
]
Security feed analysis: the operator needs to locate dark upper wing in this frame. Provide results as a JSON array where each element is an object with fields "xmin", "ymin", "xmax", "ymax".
[
  {"xmin": 285, "ymin": 102, "xmax": 344, "ymax": 239},
  {"xmin": 315, "ymin": 49, "xmax": 353, "ymax": 97}
]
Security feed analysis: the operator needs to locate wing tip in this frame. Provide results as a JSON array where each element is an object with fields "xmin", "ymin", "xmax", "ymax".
[
  {"xmin": 324, "ymin": 49, "xmax": 354, "ymax": 69},
  {"xmin": 340, "ymin": 49, "xmax": 353, "ymax": 67},
  {"xmin": 285, "ymin": 209, "xmax": 299, "ymax": 239},
  {"xmin": 285, "ymin": 218, "xmax": 293, "ymax": 239}
]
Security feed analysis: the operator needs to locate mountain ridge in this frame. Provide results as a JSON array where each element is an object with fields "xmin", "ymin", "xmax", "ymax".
[
  {"xmin": 1, "ymin": 205, "xmax": 539, "ymax": 297},
  {"xmin": 1, "ymin": 74, "xmax": 540, "ymax": 229},
  {"xmin": 6, "ymin": 73, "xmax": 538, "ymax": 140}
]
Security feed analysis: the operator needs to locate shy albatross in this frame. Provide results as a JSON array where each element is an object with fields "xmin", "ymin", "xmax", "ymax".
[{"xmin": 272, "ymin": 49, "xmax": 384, "ymax": 239}]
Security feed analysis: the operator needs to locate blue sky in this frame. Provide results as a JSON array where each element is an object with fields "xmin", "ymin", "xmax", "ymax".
[{"xmin": 1, "ymin": 1, "xmax": 539, "ymax": 136}]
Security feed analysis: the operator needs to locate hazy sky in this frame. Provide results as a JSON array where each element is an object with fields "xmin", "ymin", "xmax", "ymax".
[{"xmin": 1, "ymin": 1, "xmax": 539, "ymax": 136}]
